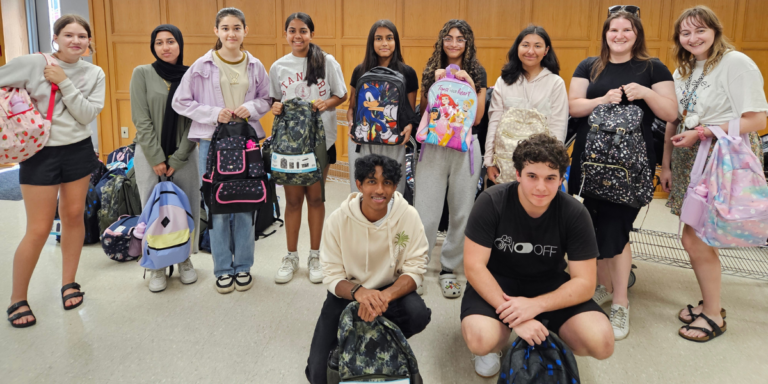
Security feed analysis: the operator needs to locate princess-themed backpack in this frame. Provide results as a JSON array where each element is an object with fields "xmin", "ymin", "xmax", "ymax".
[
  {"xmin": 0, "ymin": 53, "xmax": 58, "ymax": 164},
  {"xmin": 680, "ymin": 118, "xmax": 768, "ymax": 247},
  {"xmin": 350, "ymin": 66, "xmax": 416, "ymax": 146}
]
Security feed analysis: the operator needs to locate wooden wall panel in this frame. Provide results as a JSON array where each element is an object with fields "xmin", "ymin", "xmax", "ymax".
[
  {"xmin": 91, "ymin": 0, "xmax": 768, "ymax": 161},
  {"xmin": 742, "ymin": 49, "xmax": 768, "ymax": 105}
]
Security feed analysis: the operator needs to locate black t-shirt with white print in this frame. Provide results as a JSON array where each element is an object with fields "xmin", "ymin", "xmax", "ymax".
[{"xmin": 465, "ymin": 182, "xmax": 599, "ymax": 281}]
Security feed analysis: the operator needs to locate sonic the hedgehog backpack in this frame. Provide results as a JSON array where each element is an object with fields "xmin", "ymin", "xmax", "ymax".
[{"xmin": 351, "ymin": 66, "xmax": 416, "ymax": 146}]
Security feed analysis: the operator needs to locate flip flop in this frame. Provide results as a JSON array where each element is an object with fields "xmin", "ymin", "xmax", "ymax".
[
  {"xmin": 439, "ymin": 273, "xmax": 462, "ymax": 298},
  {"xmin": 679, "ymin": 313, "xmax": 727, "ymax": 342},
  {"xmin": 678, "ymin": 300, "xmax": 726, "ymax": 324}
]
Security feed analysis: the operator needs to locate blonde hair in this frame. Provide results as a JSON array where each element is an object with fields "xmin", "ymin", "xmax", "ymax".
[{"xmin": 672, "ymin": 5, "xmax": 734, "ymax": 79}]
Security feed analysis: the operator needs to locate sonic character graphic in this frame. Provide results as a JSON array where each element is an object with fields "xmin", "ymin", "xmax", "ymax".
[{"xmin": 355, "ymin": 83, "xmax": 399, "ymax": 143}]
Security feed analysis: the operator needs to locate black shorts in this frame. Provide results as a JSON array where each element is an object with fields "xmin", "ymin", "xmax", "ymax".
[
  {"xmin": 583, "ymin": 198, "xmax": 640, "ymax": 259},
  {"xmin": 460, "ymin": 273, "xmax": 606, "ymax": 333},
  {"xmin": 19, "ymin": 137, "xmax": 99, "ymax": 186},
  {"xmin": 327, "ymin": 144, "xmax": 337, "ymax": 165}
]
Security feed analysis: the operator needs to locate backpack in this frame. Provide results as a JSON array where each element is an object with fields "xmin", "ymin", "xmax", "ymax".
[
  {"xmin": 55, "ymin": 183, "xmax": 101, "ymax": 244},
  {"xmin": 493, "ymin": 107, "xmax": 550, "ymax": 184},
  {"xmin": 255, "ymin": 175, "xmax": 283, "ymax": 240},
  {"xmin": 497, "ymin": 333, "xmax": 580, "ymax": 384},
  {"xmin": 327, "ymin": 301, "xmax": 423, "ymax": 384},
  {"xmin": 268, "ymin": 98, "xmax": 325, "ymax": 186},
  {"xmin": 415, "ymin": 64, "xmax": 478, "ymax": 154},
  {"xmin": 98, "ymin": 174, "xmax": 127, "ymax": 234},
  {"xmin": 119, "ymin": 167, "xmax": 143, "ymax": 216},
  {"xmin": 578, "ymin": 103, "xmax": 653, "ymax": 208},
  {"xmin": 107, "ymin": 143, "xmax": 135, "ymax": 166},
  {"xmin": 136, "ymin": 180, "xmax": 194, "ymax": 270},
  {"xmin": 95, "ymin": 167, "xmax": 126, "ymax": 201},
  {"xmin": 680, "ymin": 119, "xmax": 768, "ymax": 248},
  {"xmin": 351, "ymin": 66, "xmax": 415, "ymax": 146},
  {"xmin": 90, "ymin": 160, "xmax": 108, "ymax": 187},
  {"xmin": 0, "ymin": 53, "xmax": 57, "ymax": 164},
  {"xmin": 201, "ymin": 120, "xmax": 268, "ymax": 217},
  {"xmin": 101, "ymin": 215, "xmax": 140, "ymax": 262}
]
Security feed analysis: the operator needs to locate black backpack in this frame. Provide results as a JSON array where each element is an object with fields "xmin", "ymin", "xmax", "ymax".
[
  {"xmin": 498, "ymin": 333, "xmax": 580, "ymax": 384},
  {"xmin": 201, "ymin": 120, "xmax": 268, "ymax": 219},
  {"xmin": 56, "ymin": 183, "xmax": 101, "ymax": 244},
  {"xmin": 579, "ymin": 103, "xmax": 653, "ymax": 208},
  {"xmin": 254, "ymin": 175, "xmax": 283, "ymax": 240},
  {"xmin": 351, "ymin": 66, "xmax": 416, "ymax": 146}
]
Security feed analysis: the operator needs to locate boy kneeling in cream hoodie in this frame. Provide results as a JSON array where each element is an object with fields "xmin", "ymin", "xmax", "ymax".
[{"xmin": 305, "ymin": 154, "xmax": 432, "ymax": 384}]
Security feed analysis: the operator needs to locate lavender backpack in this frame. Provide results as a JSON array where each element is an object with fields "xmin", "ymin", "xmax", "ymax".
[{"xmin": 680, "ymin": 118, "xmax": 768, "ymax": 247}]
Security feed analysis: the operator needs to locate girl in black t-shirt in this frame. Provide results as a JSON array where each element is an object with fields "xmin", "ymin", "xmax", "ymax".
[
  {"xmin": 567, "ymin": 10, "xmax": 677, "ymax": 341},
  {"xmin": 346, "ymin": 20, "xmax": 419, "ymax": 194}
]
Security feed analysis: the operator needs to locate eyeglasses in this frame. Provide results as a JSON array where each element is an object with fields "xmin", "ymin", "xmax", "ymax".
[
  {"xmin": 608, "ymin": 5, "xmax": 641, "ymax": 18},
  {"xmin": 442, "ymin": 36, "xmax": 467, "ymax": 45}
]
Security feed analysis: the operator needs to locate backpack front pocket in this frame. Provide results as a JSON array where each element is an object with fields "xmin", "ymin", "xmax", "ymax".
[
  {"xmin": 215, "ymin": 179, "xmax": 267, "ymax": 204},
  {"xmin": 217, "ymin": 149, "xmax": 246, "ymax": 175},
  {"xmin": 246, "ymin": 148, "xmax": 266, "ymax": 178},
  {"xmin": 581, "ymin": 162, "xmax": 634, "ymax": 205}
]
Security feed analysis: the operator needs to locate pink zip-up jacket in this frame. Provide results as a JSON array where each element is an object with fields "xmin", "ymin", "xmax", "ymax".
[{"xmin": 172, "ymin": 50, "xmax": 271, "ymax": 141}]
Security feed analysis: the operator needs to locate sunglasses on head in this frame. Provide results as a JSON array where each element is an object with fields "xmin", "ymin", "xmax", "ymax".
[{"xmin": 608, "ymin": 5, "xmax": 641, "ymax": 18}]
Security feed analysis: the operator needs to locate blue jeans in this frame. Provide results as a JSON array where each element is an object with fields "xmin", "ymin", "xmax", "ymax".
[{"xmin": 199, "ymin": 140, "xmax": 256, "ymax": 277}]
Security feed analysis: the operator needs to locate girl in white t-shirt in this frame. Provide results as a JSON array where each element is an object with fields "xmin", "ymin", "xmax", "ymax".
[
  {"xmin": 661, "ymin": 5, "xmax": 768, "ymax": 343},
  {"xmin": 269, "ymin": 12, "xmax": 348, "ymax": 285}
]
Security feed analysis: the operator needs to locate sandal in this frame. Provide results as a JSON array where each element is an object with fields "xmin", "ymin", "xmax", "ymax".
[
  {"xmin": 678, "ymin": 300, "xmax": 726, "ymax": 324},
  {"xmin": 61, "ymin": 282, "xmax": 85, "ymax": 310},
  {"xmin": 679, "ymin": 313, "xmax": 727, "ymax": 342},
  {"xmin": 7, "ymin": 300, "xmax": 36, "ymax": 328},
  {"xmin": 439, "ymin": 273, "xmax": 462, "ymax": 298}
]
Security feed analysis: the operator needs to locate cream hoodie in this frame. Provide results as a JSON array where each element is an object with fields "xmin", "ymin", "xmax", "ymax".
[
  {"xmin": 321, "ymin": 191, "xmax": 429, "ymax": 297},
  {"xmin": 484, "ymin": 68, "xmax": 568, "ymax": 167}
]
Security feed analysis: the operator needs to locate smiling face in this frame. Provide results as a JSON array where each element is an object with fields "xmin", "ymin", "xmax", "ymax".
[
  {"xmin": 215, "ymin": 15, "xmax": 247, "ymax": 51},
  {"xmin": 678, "ymin": 17, "xmax": 715, "ymax": 61},
  {"xmin": 515, "ymin": 162, "xmax": 563, "ymax": 209},
  {"xmin": 605, "ymin": 17, "xmax": 637, "ymax": 57},
  {"xmin": 373, "ymin": 26, "xmax": 395, "ymax": 59},
  {"xmin": 286, "ymin": 19, "xmax": 313, "ymax": 55},
  {"xmin": 442, "ymin": 27, "xmax": 466, "ymax": 61},
  {"xmin": 154, "ymin": 31, "xmax": 180, "ymax": 64},
  {"xmin": 53, "ymin": 23, "xmax": 90, "ymax": 60},
  {"xmin": 430, "ymin": 110, "xmax": 439, "ymax": 121},
  {"xmin": 355, "ymin": 165, "xmax": 396, "ymax": 215},
  {"xmin": 517, "ymin": 33, "xmax": 548, "ymax": 69},
  {"xmin": 441, "ymin": 96, "xmax": 450, "ymax": 106}
]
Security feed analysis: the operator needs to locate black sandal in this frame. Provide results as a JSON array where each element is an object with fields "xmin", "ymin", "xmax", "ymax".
[
  {"xmin": 679, "ymin": 313, "xmax": 727, "ymax": 342},
  {"xmin": 7, "ymin": 300, "xmax": 36, "ymax": 328},
  {"xmin": 61, "ymin": 282, "xmax": 85, "ymax": 310},
  {"xmin": 678, "ymin": 300, "xmax": 726, "ymax": 324}
]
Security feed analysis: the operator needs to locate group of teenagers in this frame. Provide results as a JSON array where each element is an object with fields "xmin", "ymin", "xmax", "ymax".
[{"xmin": 5, "ymin": 3, "xmax": 768, "ymax": 382}]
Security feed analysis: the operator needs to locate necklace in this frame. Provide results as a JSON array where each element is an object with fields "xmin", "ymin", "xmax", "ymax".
[{"xmin": 162, "ymin": 79, "xmax": 171, "ymax": 91}]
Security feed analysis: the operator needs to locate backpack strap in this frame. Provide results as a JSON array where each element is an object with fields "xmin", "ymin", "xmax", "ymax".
[{"xmin": 39, "ymin": 53, "xmax": 60, "ymax": 122}]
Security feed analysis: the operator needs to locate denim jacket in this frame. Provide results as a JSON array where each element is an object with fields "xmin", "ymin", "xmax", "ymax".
[{"xmin": 172, "ymin": 50, "xmax": 271, "ymax": 141}]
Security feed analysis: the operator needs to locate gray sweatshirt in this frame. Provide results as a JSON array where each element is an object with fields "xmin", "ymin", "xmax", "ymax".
[{"xmin": 0, "ymin": 54, "xmax": 105, "ymax": 146}]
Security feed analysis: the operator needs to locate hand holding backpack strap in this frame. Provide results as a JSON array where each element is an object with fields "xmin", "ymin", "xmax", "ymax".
[
  {"xmin": 445, "ymin": 64, "xmax": 461, "ymax": 80},
  {"xmin": 40, "ymin": 53, "xmax": 60, "ymax": 121}
]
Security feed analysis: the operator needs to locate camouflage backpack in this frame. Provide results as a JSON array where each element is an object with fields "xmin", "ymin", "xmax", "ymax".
[
  {"xmin": 327, "ymin": 301, "xmax": 423, "ymax": 383},
  {"xmin": 268, "ymin": 98, "xmax": 326, "ymax": 186},
  {"xmin": 98, "ymin": 174, "xmax": 126, "ymax": 234}
]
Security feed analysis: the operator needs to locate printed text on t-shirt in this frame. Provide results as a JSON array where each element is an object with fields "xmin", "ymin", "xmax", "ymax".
[{"xmin": 494, "ymin": 235, "xmax": 557, "ymax": 257}]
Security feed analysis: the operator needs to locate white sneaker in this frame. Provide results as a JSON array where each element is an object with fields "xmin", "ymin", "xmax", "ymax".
[
  {"xmin": 148, "ymin": 269, "xmax": 167, "ymax": 292},
  {"xmin": 307, "ymin": 253, "xmax": 323, "ymax": 284},
  {"xmin": 592, "ymin": 284, "xmax": 613, "ymax": 306},
  {"xmin": 416, "ymin": 285, "xmax": 424, "ymax": 296},
  {"xmin": 436, "ymin": 230, "xmax": 447, "ymax": 244},
  {"xmin": 216, "ymin": 274, "xmax": 235, "ymax": 294},
  {"xmin": 611, "ymin": 304, "xmax": 630, "ymax": 340},
  {"xmin": 472, "ymin": 351, "xmax": 502, "ymax": 378},
  {"xmin": 178, "ymin": 258, "xmax": 198, "ymax": 285},
  {"xmin": 275, "ymin": 254, "xmax": 299, "ymax": 284}
]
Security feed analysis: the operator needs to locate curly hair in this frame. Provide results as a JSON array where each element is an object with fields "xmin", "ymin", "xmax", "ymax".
[
  {"xmin": 354, "ymin": 154, "xmax": 403, "ymax": 185},
  {"xmin": 512, "ymin": 133, "xmax": 569, "ymax": 177},
  {"xmin": 421, "ymin": 19, "xmax": 484, "ymax": 94}
]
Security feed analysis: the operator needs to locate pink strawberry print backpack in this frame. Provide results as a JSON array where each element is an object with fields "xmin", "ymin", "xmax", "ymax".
[
  {"xmin": 680, "ymin": 118, "xmax": 768, "ymax": 248},
  {"xmin": 0, "ymin": 53, "xmax": 58, "ymax": 164}
]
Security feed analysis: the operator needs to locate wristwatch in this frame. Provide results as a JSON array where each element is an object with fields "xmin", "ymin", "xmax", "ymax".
[{"xmin": 350, "ymin": 284, "xmax": 362, "ymax": 301}]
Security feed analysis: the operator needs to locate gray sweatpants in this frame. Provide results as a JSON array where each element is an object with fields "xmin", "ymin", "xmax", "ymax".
[
  {"xmin": 347, "ymin": 137, "xmax": 408, "ymax": 194},
  {"xmin": 414, "ymin": 136, "xmax": 481, "ymax": 271},
  {"xmin": 134, "ymin": 145, "xmax": 201, "ymax": 254}
]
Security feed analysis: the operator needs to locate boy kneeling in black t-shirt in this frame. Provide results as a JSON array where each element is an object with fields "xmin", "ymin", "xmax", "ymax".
[{"xmin": 461, "ymin": 134, "xmax": 614, "ymax": 378}]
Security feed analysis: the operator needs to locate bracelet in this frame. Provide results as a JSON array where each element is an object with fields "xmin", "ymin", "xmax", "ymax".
[
  {"xmin": 350, "ymin": 283, "xmax": 362, "ymax": 301},
  {"xmin": 694, "ymin": 126, "xmax": 707, "ymax": 141}
]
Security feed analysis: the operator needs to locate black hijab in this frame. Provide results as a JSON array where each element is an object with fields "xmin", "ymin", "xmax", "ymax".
[{"xmin": 150, "ymin": 24, "xmax": 189, "ymax": 161}]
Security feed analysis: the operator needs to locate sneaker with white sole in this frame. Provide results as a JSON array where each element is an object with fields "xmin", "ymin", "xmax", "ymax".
[
  {"xmin": 416, "ymin": 285, "xmax": 424, "ymax": 296},
  {"xmin": 611, "ymin": 303, "xmax": 630, "ymax": 340},
  {"xmin": 592, "ymin": 284, "xmax": 613, "ymax": 306},
  {"xmin": 275, "ymin": 254, "xmax": 299, "ymax": 284},
  {"xmin": 472, "ymin": 351, "xmax": 502, "ymax": 378},
  {"xmin": 235, "ymin": 272, "xmax": 254, "ymax": 291},
  {"xmin": 178, "ymin": 258, "xmax": 198, "ymax": 285},
  {"xmin": 148, "ymin": 269, "xmax": 167, "ymax": 292},
  {"xmin": 307, "ymin": 253, "xmax": 323, "ymax": 284},
  {"xmin": 216, "ymin": 274, "xmax": 235, "ymax": 294}
]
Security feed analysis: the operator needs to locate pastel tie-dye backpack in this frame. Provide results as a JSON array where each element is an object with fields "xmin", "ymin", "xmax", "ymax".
[
  {"xmin": 0, "ymin": 53, "xmax": 58, "ymax": 164},
  {"xmin": 680, "ymin": 118, "xmax": 768, "ymax": 247}
]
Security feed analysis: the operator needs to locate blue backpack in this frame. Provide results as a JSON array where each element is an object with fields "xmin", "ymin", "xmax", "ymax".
[{"xmin": 137, "ymin": 180, "xmax": 194, "ymax": 270}]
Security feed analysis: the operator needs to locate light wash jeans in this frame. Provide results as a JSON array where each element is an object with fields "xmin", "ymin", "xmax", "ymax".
[{"xmin": 199, "ymin": 140, "xmax": 256, "ymax": 277}]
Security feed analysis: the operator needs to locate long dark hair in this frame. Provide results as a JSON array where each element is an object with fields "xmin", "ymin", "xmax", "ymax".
[
  {"xmin": 361, "ymin": 20, "xmax": 406, "ymax": 73},
  {"xmin": 422, "ymin": 19, "xmax": 484, "ymax": 93},
  {"xmin": 591, "ymin": 11, "xmax": 650, "ymax": 81},
  {"xmin": 285, "ymin": 12, "xmax": 325, "ymax": 87},
  {"xmin": 214, "ymin": 7, "xmax": 246, "ymax": 50},
  {"xmin": 501, "ymin": 25, "xmax": 560, "ymax": 85},
  {"xmin": 53, "ymin": 14, "xmax": 95, "ymax": 55}
]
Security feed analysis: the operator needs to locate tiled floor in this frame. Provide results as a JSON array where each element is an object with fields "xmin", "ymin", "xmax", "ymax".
[{"xmin": 2, "ymin": 181, "xmax": 767, "ymax": 383}]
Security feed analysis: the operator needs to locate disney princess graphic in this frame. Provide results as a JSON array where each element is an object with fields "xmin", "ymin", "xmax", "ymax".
[
  {"xmin": 438, "ymin": 93, "xmax": 458, "ymax": 120},
  {"xmin": 425, "ymin": 107, "xmax": 440, "ymax": 145},
  {"xmin": 448, "ymin": 99, "xmax": 475, "ymax": 151}
]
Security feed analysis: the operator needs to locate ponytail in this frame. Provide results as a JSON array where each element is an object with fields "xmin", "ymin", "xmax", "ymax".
[{"xmin": 305, "ymin": 43, "xmax": 326, "ymax": 87}]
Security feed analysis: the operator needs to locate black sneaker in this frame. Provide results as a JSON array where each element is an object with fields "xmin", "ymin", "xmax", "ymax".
[
  {"xmin": 234, "ymin": 272, "xmax": 254, "ymax": 292},
  {"xmin": 216, "ymin": 274, "xmax": 235, "ymax": 294}
]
